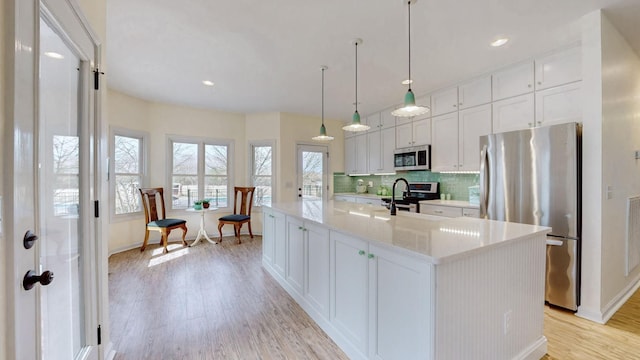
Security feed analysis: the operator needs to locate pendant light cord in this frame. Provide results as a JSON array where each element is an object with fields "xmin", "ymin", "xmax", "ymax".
[
  {"xmin": 355, "ymin": 42, "xmax": 358, "ymax": 112},
  {"xmin": 407, "ymin": 0, "xmax": 412, "ymax": 91},
  {"xmin": 321, "ymin": 67, "xmax": 325, "ymax": 125}
]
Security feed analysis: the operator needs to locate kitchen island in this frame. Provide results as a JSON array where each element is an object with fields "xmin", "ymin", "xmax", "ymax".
[{"xmin": 262, "ymin": 200, "xmax": 549, "ymax": 360}]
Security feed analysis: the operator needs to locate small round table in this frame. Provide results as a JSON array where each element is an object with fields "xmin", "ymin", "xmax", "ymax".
[{"xmin": 186, "ymin": 207, "xmax": 218, "ymax": 247}]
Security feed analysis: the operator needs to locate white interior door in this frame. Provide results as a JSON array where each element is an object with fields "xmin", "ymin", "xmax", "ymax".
[
  {"xmin": 7, "ymin": 1, "xmax": 100, "ymax": 359},
  {"xmin": 297, "ymin": 144, "xmax": 328, "ymax": 202}
]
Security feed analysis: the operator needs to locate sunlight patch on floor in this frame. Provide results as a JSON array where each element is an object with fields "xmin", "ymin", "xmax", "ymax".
[{"xmin": 148, "ymin": 246, "xmax": 190, "ymax": 267}]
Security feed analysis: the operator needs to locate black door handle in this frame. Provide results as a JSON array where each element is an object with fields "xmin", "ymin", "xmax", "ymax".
[
  {"xmin": 23, "ymin": 270, "xmax": 54, "ymax": 290},
  {"xmin": 23, "ymin": 230, "xmax": 38, "ymax": 249}
]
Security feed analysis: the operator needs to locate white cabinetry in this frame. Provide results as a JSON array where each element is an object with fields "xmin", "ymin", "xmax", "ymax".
[
  {"xmin": 355, "ymin": 134, "xmax": 368, "ymax": 174},
  {"xmin": 396, "ymin": 115, "xmax": 431, "ymax": 149},
  {"xmin": 420, "ymin": 202, "xmax": 480, "ymax": 218},
  {"xmin": 535, "ymin": 45, "xmax": 581, "ymax": 90},
  {"xmin": 368, "ymin": 109, "xmax": 396, "ymax": 130},
  {"xmin": 344, "ymin": 136, "xmax": 357, "ymax": 174},
  {"xmin": 431, "ymin": 113, "xmax": 458, "ymax": 172},
  {"xmin": 459, "ymin": 104, "xmax": 492, "ymax": 171},
  {"xmin": 368, "ymin": 127, "xmax": 396, "ymax": 174},
  {"xmin": 331, "ymin": 231, "xmax": 432, "ymax": 359},
  {"xmin": 535, "ymin": 82, "xmax": 582, "ymax": 127},
  {"xmin": 492, "ymin": 93, "xmax": 535, "ymax": 133},
  {"xmin": 492, "ymin": 61, "xmax": 534, "ymax": 101},
  {"xmin": 462, "ymin": 208, "xmax": 480, "ymax": 218},
  {"xmin": 286, "ymin": 216, "xmax": 330, "ymax": 316},
  {"xmin": 458, "ymin": 76, "xmax": 492, "ymax": 109},
  {"xmin": 263, "ymin": 208, "xmax": 286, "ymax": 277},
  {"xmin": 431, "ymin": 87, "xmax": 459, "ymax": 116}
]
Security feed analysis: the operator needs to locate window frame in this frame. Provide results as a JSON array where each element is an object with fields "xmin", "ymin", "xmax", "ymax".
[
  {"xmin": 109, "ymin": 127, "xmax": 149, "ymax": 222},
  {"xmin": 248, "ymin": 140, "xmax": 276, "ymax": 210},
  {"xmin": 167, "ymin": 135, "xmax": 234, "ymax": 212}
]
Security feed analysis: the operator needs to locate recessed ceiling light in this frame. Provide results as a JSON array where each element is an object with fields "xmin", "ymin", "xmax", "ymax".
[
  {"xmin": 44, "ymin": 52, "xmax": 64, "ymax": 59},
  {"xmin": 202, "ymin": 80, "xmax": 214, "ymax": 86},
  {"xmin": 491, "ymin": 38, "xmax": 509, "ymax": 47},
  {"xmin": 401, "ymin": 79, "xmax": 413, "ymax": 85}
]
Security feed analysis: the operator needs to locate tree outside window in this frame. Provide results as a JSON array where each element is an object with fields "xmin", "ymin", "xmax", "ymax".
[
  {"xmin": 113, "ymin": 134, "xmax": 143, "ymax": 215},
  {"xmin": 251, "ymin": 144, "xmax": 273, "ymax": 207}
]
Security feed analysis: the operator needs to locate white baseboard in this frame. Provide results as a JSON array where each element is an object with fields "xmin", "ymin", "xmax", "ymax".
[
  {"xmin": 515, "ymin": 336, "xmax": 547, "ymax": 360},
  {"xmin": 577, "ymin": 271, "xmax": 640, "ymax": 324}
]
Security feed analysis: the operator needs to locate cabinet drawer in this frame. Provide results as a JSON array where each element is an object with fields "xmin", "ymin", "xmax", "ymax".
[
  {"xmin": 462, "ymin": 208, "xmax": 480, "ymax": 218},
  {"xmin": 420, "ymin": 205, "xmax": 462, "ymax": 218}
]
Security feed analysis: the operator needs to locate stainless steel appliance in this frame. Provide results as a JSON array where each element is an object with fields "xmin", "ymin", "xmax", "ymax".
[
  {"xmin": 394, "ymin": 145, "xmax": 430, "ymax": 171},
  {"xmin": 479, "ymin": 122, "xmax": 581, "ymax": 311},
  {"xmin": 381, "ymin": 182, "xmax": 439, "ymax": 213}
]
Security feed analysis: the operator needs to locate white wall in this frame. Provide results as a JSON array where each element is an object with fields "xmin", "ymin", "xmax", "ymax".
[
  {"xmin": 600, "ymin": 13, "xmax": 640, "ymax": 312},
  {"xmin": 0, "ymin": 0, "xmax": 7, "ymax": 356}
]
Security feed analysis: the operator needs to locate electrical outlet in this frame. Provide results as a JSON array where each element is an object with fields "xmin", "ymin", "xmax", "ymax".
[{"xmin": 503, "ymin": 310, "xmax": 512, "ymax": 335}]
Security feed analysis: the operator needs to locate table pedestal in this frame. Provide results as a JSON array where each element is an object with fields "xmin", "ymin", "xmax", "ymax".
[{"xmin": 187, "ymin": 208, "xmax": 218, "ymax": 247}]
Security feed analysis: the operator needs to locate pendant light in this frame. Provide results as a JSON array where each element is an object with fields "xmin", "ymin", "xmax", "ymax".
[
  {"xmin": 312, "ymin": 66, "xmax": 334, "ymax": 142},
  {"xmin": 343, "ymin": 38, "xmax": 370, "ymax": 132},
  {"xmin": 391, "ymin": 0, "xmax": 430, "ymax": 117}
]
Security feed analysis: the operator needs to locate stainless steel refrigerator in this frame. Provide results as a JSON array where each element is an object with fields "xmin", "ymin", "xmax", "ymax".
[{"xmin": 479, "ymin": 122, "xmax": 581, "ymax": 311}]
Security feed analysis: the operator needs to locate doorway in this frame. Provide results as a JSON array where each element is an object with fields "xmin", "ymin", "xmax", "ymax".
[{"xmin": 297, "ymin": 144, "xmax": 329, "ymax": 202}]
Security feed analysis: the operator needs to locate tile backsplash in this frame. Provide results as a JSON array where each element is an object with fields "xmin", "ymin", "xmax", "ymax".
[{"xmin": 334, "ymin": 171, "xmax": 479, "ymax": 201}]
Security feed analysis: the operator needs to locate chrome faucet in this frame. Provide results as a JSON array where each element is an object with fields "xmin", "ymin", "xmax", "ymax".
[{"xmin": 390, "ymin": 178, "xmax": 411, "ymax": 216}]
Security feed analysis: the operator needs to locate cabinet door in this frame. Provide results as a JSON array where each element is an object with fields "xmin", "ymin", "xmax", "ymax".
[
  {"xmin": 420, "ymin": 204, "xmax": 463, "ymax": 218},
  {"xmin": 412, "ymin": 117, "xmax": 431, "ymax": 146},
  {"xmin": 345, "ymin": 136, "xmax": 357, "ymax": 174},
  {"xmin": 431, "ymin": 113, "xmax": 459, "ymax": 172},
  {"xmin": 273, "ymin": 210, "xmax": 287, "ymax": 277},
  {"xmin": 535, "ymin": 82, "xmax": 582, "ymax": 127},
  {"xmin": 367, "ymin": 113, "xmax": 381, "ymax": 130},
  {"xmin": 380, "ymin": 109, "xmax": 396, "ymax": 129},
  {"xmin": 415, "ymin": 94, "xmax": 431, "ymax": 112},
  {"xmin": 305, "ymin": 222, "xmax": 330, "ymax": 317},
  {"xmin": 368, "ymin": 244, "xmax": 432, "ymax": 360},
  {"xmin": 458, "ymin": 104, "xmax": 492, "ymax": 171},
  {"xmin": 431, "ymin": 87, "xmax": 459, "ymax": 116},
  {"xmin": 395, "ymin": 122, "xmax": 413, "ymax": 149},
  {"xmin": 355, "ymin": 134, "xmax": 368, "ymax": 174},
  {"xmin": 356, "ymin": 197, "xmax": 377, "ymax": 205},
  {"xmin": 462, "ymin": 208, "xmax": 480, "ymax": 218},
  {"xmin": 492, "ymin": 93, "xmax": 534, "ymax": 133},
  {"xmin": 262, "ymin": 209, "xmax": 275, "ymax": 265},
  {"xmin": 492, "ymin": 61, "xmax": 534, "ymax": 101},
  {"xmin": 331, "ymin": 232, "xmax": 369, "ymax": 355},
  {"xmin": 458, "ymin": 76, "xmax": 491, "ymax": 109},
  {"xmin": 380, "ymin": 127, "xmax": 396, "ymax": 174},
  {"xmin": 286, "ymin": 217, "xmax": 305, "ymax": 296},
  {"xmin": 535, "ymin": 45, "xmax": 581, "ymax": 90},
  {"xmin": 368, "ymin": 130, "xmax": 382, "ymax": 173}
]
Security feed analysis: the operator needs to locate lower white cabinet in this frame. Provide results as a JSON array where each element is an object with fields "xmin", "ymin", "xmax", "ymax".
[
  {"xmin": 331, "ymin": 231, "xmax": 432, "ymax": 360},
  {"xmin": 262, "ymin": 208, "xmax": 286, "ymax": 277},
  {"xmin": 420, "ymin": 203, "xmax": 480, "ymax": 218},
  {"xmin": 286, "ymin": 217, "xmax": 306, "ymax": 295}
]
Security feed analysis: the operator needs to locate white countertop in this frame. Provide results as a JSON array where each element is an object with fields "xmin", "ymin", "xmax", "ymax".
[
  {"xmin": 419, "ymin": 199, "xmax": 480, "ymax": 208},
  {"xmin": 334, "ymin": 192, "xmax": 394, "ymax": 199},
  {"xmin": 268, "ymin": 200, "xmax": 549, "ymax": 264}
]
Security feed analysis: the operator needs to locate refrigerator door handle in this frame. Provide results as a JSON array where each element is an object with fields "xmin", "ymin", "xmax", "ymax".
[
  {"xmin": 546, "ymin": 239, "xmax": 564, "ymax": 246},
  {"xmin": 480, "ymin": 144, "xmax": 489, "ymax": 217}
]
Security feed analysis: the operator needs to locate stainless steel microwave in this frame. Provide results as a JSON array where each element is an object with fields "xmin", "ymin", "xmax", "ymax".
[{"xmin": 394, "ymin": 145, "xmax": 430, "ymax": 171}]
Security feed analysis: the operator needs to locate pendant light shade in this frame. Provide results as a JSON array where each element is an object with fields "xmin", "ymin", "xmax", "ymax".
[
  {"xmin": 391, "ymin": 0, "xmax": 430, "ymax": 118},
  {"xmin": 343, "ymin": 38, "xmax": 370, "ymax": 132},
  {"xmin": 312, "ymin": 66, "xmax": 334, "ymax": 141}
]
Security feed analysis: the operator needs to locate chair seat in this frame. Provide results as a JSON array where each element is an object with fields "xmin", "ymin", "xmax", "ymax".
[
  {"xmin": 219, "ymin": 214, "xmax": 250, "ymax": 222},
  {"xmin": 147, "ymin": 218, "xmax": 187, "ymax": 228}
]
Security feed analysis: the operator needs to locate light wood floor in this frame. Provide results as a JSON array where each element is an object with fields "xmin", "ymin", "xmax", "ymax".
[{"xmin": 109, "ymin": 237, "xmax": 640, "ymax": 359}]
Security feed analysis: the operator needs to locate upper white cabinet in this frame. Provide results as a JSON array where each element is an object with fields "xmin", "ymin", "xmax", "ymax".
[
  {"xmin": 458, "ymin": 76, "xmax": 492, "ymax": 109},
  {"xmin": 396, "ymin": 115, "xmax": 431, "ymax": 149},
  {"xmin": 355, "ymin": 134, "xmax": 368, "ymax": 174},
  {"xmin": 379, "ymin": 108, "xmax": 397, "ymax": 129},
  {"xmin": 492, "ymin": 93, "xmax": 535, "ymax": 133},
  {"xmin": 344, "ymin": 136, "xmax": 357, "ymax": 174},
  {"xmin": 431, "ymin": 113, "xmax": 459, "ymax": 172},
  {"xmin": 459, "ymin": 104, "xmax": 492, "ymax": 171},
  {"xmin": 535, "ymin": 82, "xmax": 582, "ymax": 127},
  {"xmin": 368, "ymin": 127, "xmax": 396, "ymax": 174},
  {"xmin": 366, "ymin": 113, "xmax": 381, "ymax": 132},
  {"xmin": 431, "ymin": 87, "xmax": 459, "ymax": 116},
  {"xmin": 492, "ymin": 61, "xmax": 534, "ymax": 101},
  {"xmin": 535, "ymin": 44, "xmax": 581, "ymax": 90}
]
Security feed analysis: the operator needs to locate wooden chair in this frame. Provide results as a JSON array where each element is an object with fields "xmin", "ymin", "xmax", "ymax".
[
  {"xmin": 218, "ymin": 187, "xmax": 255, "ymax": 243},
  {"xmin": 139, "ymin": 187, "xmax": 188, "ymax": 253}
]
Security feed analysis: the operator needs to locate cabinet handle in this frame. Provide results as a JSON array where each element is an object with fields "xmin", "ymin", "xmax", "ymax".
[
  {"xmin": 537, "ymin": 121, "xmax": 542, "ymax": 125},
  {"xmin": 368, "ymin": 253, "xmax": 375, "ymax": 259},
  {"xmin": 459, "ymin": 102, "xmax": 463, "ymax": 106},
  {"xmin": 528, "ymin": 122, "xmax": 533, "ymax": 127},
  {"xmin": 453, "ymin": 104, "xmax": 457, "ymax": 107},
  {"xmin": 298, "ymin": 226, "xmax": 303, "ymax": 230},
  {"xmin": 435, "ymin": 210, "xmax": 443, "ymax": 214},
  {"xmin": 528, "ymin": 84, "xmax": 532, "ymax": 88},
  {"xmin": 358, "ymin": 250, "xmax": 366, "ymax": 256},
  {"xmin": 537, "ymin": 81, "xmax": 542, "ymax": 85}
]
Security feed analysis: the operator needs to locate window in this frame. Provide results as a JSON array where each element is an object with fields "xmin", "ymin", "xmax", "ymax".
[
  {"xmin": 110, "ymin": 128, "xmax": 147, "ymax": 217},
  {"xmin": 53, "ymin": 135, "xmax": 79, "ymax": 216},
  {"xmin": 170, "ymin": 138, "xmax": 232, "ymax": 209},
  {"xmin": 250, "ymin": 141, "xmax": 275, "ymax": 207}
]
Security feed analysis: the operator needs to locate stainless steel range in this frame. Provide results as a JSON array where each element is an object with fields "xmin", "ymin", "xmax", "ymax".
[{"xmin": 381, "ymin": 182, "xmax": 439, "ymax": 212}]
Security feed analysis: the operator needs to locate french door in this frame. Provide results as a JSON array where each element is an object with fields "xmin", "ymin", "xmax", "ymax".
[
  {"xmin": 6, "ymin": 0, "xmax": 101, "ymax": 359},
  {"xmin": 296, "ymin": 144, "xmax": 329, "ymax": 202}
]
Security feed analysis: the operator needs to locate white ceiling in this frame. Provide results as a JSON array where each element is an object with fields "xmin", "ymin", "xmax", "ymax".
[{"xmin": 106, "ymin": 0, "xmax": 640, "ymax": 122}]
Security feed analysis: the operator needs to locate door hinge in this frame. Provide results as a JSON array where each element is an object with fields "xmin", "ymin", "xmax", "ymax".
[
  {"xmin": 93, "ymin": 68, "xmax": 104, "ymax": 90},
  {"xmin": 97, "ymin": 325, "xmax": 102, "ymax": 345},
  {"xmin": 326, "ymin": 151, "xmax": 330, "ymax": 158},
  {"xmin": 94, "ymin": 200, "xmax": 100, "ymax": 218}
]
